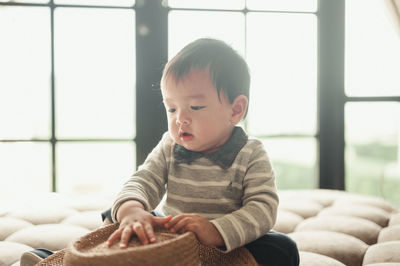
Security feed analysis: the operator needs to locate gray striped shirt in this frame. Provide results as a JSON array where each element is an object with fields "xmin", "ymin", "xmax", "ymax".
[{"xmin": 111, "ymin": 128, "xmax": 278, "ymax": 252}]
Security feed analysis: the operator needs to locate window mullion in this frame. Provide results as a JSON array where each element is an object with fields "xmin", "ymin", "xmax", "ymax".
[
  {"xmin": 317, "ymin": 0, "xmax": 346, "ymax": 189},
  {"xmin": 135, "ymin": 0, "xmax": 168, "ymax": 168}
]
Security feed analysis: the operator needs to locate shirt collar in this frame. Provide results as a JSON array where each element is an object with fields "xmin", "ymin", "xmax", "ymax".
[{"xmin": 173, "ymin": 127, "xmax": 248, "ymax": 169}]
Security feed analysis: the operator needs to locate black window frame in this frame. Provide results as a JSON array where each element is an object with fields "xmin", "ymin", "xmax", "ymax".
[
  {"xmin": 0, "ymin": 0, "xmax": 140, "ymax": 192},
  {"xmin": 2, "ymin": 0, "xmax": 398, "ymax": 193}
]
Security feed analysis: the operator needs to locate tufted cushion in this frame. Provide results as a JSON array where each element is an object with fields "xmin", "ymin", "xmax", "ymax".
[
  {"xmin": 0, "ymin": 210, "xmax": 8, "ymax": 218},
  {"xmin": 279, "ymin": 199, "xmax": 323, "ymax": 219},
  {"xmin": 0, "ymin": 189, "xmax": 398, "ymax": 266},
  {"xmin": 299, "ymin": 251, "xmax": 345, "ymax": 266},
  {"xmin": 273, "ymin": 210, "xmax": 304, "ymax": 234},
  {"xmin": 63, "ymin": 195, "xmax": 112, "ymax": 212},
  {"xmin": 6, "ymin": 207, "xmax": 78, "ymax": 225},
  {"xmin": 377, "ymin": 225, "xmax": 400, "ymax": 243},
  {"xmin": 0, "ymin": 241, "xmax": 32, "ymax": 266},
  {"xmin": 289, "ymin": 230, "xmax": 368, "ymax": 266},
  {"xmin": 0, "ymin": 218, "xmax": 33, "ymax": 241},
  {"xmin": 62, "ymin": 211, "xmax": 103, "ymax": 230},
  {"xmin": 362, "ymin": 241, "xmax": 400, "ymax": 265},
  {"xmin": 279, "ymin": 189, "xmax": 344, "ymax": 207},
  {"xmin": 5, "ymin": 224, "xmax": 90, "ymax": 250},
  {"xmin": 333, "ymin": 195, "xmax": 398, "ymax": 213},
  {"xmin": 318, "ymin": 205, "xmax": 390, "ymax": 227},
  {"xmin": 295, "ymin": 216, "xmax": 381, "ymax": 245},
  {"xmin": 389, "ymin": 213, "xmax": 400, "ymax": 226},
  {"xmin": 364, "ymin": 264, "xmax": 400, "ymax": 266}
]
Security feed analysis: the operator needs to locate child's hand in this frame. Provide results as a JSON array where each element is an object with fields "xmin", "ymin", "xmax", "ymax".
[
  {"xmin": 165, "ymin": 214, "xmax": 225, "ymax": 247},
  {"xmin": 107, "ymin": 202, "xmax": 172, "ymax": 249}
]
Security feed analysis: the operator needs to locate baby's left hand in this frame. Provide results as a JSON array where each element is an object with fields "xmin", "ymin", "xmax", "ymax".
[{"xmin": 165, "ymin": 214, "xmax": 225, "ymax": 247}]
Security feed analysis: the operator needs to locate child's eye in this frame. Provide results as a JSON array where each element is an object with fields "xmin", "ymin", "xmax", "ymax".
[
  {"xmin": 191, "ymin": 106, "xmax": 205, "ymax": 111},
  {"xmin": 168, "ymin": 108, "xmax": 176, "ymax": 113}
]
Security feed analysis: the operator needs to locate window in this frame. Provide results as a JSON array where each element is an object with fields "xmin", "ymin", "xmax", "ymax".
[
  {"xmin": 2, "ymin": 0, "xmax": 399, "ymax": 206},
  {"xmin": 247, "ymin": 11, "xmax": 317, "ymax": 190},
  {"xmin": 345, "ymin": 103, "xmax": 400, "ymax": 205},
  {"xmin": 54, "ymin": 7, "xmax": 136, "ymax": 194},
  {"xmin": 345, "ymin": 0, "xmax": 400, "ymax": 205},
  {"xmin": 345, "ymin": 0, "xmax": 400, "ymax": 97},
  {"xmin": 0, "ymin": 1, "xmax": 136, "ymax": 200},
  {"xmin": 168, "ymin": 0, "xmax": 318, "ymax": 190},
  {"xmin": 0, "ymin": 5, "xmax": 52, "ymax": 199},
  {"xmin": 0, "ymin": 6, "xmax": 51, "ymax": 140}
]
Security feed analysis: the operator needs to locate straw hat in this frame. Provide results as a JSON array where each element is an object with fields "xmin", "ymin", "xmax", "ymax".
[{"xmin": 37, "ymin": 223, "xmax": 257, "ymax": 266}]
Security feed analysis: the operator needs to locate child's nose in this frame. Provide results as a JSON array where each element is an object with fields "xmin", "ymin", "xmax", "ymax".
[{"xmin": 176, "ymin": 111, "xmax": 191, "ymax": 126}]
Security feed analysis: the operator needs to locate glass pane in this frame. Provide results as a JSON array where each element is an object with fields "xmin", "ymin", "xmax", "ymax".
[
  {"xmin": 345, "ymin": 102, "xmax": 400, "ymax": 206},
  {"xmin": 345, "ymin": 0, "xmax": 400, "ymax": 96},
  {"xmin": 0, "ymin": 6, "xmax": 51, "ymax": 140},
  {"xmin": 55, "ymin": 8, "xmax": 135, "ymax": 139},
  {"xmin": 0, "ymin": 0, "xmax": 49, "ymax": 3},
  {"xmin": 247, "ymin": 0, "xmax": 317, "ymax": 12},
  {"xmin": 168, "ymin": 10, "xmax": 245, "ymax": 58},
  {"xmin": 57, "ymin": 142, "xmax": 135, "ymax": 196},
  {"xmin": 168, "ymin": 0, "xmax": 244, "ymax": 10},
  {"xmin": 0, "ymin": 142, "xmax": 51, "ymax": 203},
  {"xmin": 247, "ymin": 13, "xmax": 317, "ymax": 135},
  {"xmin": 54, "ymin": 0, "xmax": 134, "ymax": 7},
  {"xmin": 261, "ymin": 138, "xmax": 316, "ymax": 189}
]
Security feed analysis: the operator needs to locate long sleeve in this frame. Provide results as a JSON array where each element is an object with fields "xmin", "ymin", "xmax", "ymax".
[
  {"xmin": 111, "ymin": 132, "xmax": 172, "ymax": 222},
  {"xmin": 210, "ymin": 142, "xmax": 279, "ymax": 252}
]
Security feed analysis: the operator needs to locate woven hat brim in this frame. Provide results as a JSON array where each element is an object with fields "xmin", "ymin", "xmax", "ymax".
[
  {"xmin": 63, "ymin": 223, "xmax": 200, "ymax": 266},
  {"xmin": 199, "ymin": 244, "xmax": 258, "ymax": 266},
  {"xmin": 36, "ymin": 223, "xmax": 258, "ymax": 266},
  {"xmin": 36, "ymin": 249, "xmax": 66, "ymax": 266}
]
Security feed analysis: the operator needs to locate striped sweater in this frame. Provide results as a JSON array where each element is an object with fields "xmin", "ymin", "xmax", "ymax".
[{"xmin": 111, "ymin": 127, "xmax": 278, "ymax": 252}]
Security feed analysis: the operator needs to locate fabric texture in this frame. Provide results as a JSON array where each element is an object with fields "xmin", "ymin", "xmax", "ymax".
[
  {"xmin": 295, "ymin": 216, "xmax": 382, "ymax": 245},
  {"xmin": 288, "ymin": 230, "xmax": 368, "ymax": 266},
  {"xmin": 6, "ymin": 224, "xmax": 90, "ymax": 250},
  {"xmin": 111, "ymin": 127, "xmax": 279, "ymax": 252},
  {"xmin": 299, "ymin": 251, "xmax": 345, "ymax": 266},
  {"xmin": 362, "ymin": 241, "xmax": 400, "ymax": 265}
]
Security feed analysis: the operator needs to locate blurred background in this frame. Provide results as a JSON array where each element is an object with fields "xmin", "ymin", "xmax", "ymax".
[{"xmin": 0, "ymin": 0, "xmax": 399, "ymax": 206}]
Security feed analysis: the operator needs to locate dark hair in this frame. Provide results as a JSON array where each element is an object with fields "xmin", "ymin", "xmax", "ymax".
[{"xmin": 162, "ymin": 38, "xmax": 250, "ymax": 115}]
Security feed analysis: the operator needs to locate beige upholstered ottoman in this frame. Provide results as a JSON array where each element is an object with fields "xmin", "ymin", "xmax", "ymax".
[
  {"xmin": 1, "ymin": 190, "xmax": 399, "ymax": 266},
  {"xmin": 276, "ymin": 189, "xmax": 399, "ymax": 266}
]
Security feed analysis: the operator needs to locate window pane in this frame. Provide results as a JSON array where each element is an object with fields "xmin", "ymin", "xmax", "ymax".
[
  {"xmin": 168, "ymin": 0, "xmax": 244, "ymax": 10},
  {"xmin": 0, "ymin": 143, "xmax": 51, "ymax": 202},
  {"xmin": 55, "ymin": 8, "xmax": 135, "ymax": 139},
  {"xmin": 0, "ymin": 7, "xmax": 51, "ymax": 140},
  {"xmin": 54, "ymin": 0, "xmax": 134, "ymax": 7},
  {"xmin": 0, "ymin": 0, "xmax": 49, "ymax": 3},
  {"xmin": 261, "ymin": 138, "xmax": 316, "ymax": 189},
  {"xmin": 168, "ymin": 10, "xmax": 245, "ymax": 58},
  {"xmin": 345, "ymin": 102, "xmax": 400, "ymax": 206},
  {"xmin": 345, "ymin": 0, "xmax": 400, "ymax": 96},
  {"xmin": 247, "ymin": 13, "xmax": 317, "ymax": 135},
  {"xmin": 247, "ymin": 0, "xmax": 317, "ymax": 12},
  {"xmin": 57, "ymin": 142, "xmax": 135, "ymax": 196}
]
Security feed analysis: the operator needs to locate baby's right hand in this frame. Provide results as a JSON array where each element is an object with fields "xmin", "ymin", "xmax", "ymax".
[{"xmin": 106, "ymin": 203, "xmax": 172, "ymax": 249}]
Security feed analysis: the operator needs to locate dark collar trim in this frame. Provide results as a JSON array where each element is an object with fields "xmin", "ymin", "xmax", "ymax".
[{"xmin": 173, "ymin": 127, "xmax": 248, "ymax": 169}]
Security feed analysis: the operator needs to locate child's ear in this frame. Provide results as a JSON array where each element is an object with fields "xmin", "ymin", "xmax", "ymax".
[{"xmin": 230, "ymin": 95, "xmax": 248, "ymax": 125}]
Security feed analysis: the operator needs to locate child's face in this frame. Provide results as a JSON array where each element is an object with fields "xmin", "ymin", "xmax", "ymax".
[{"xmin": 162, "ymin": 68, "xmax": 235, "ymax": 154}]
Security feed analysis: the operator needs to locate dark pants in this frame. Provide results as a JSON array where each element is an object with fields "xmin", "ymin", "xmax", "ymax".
[
  {"xmin": 101, "ymin": 209, "xmax": 299, "ymax": 266},
  {"xmin": 245, "ymin": 231, "xmax": 299, "ymax": 266}
]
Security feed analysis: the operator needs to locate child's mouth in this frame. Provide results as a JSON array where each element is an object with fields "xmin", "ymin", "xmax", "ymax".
[{"xmin": 180, "ymin": 132, "xmax": 194, "ymax": 140}]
